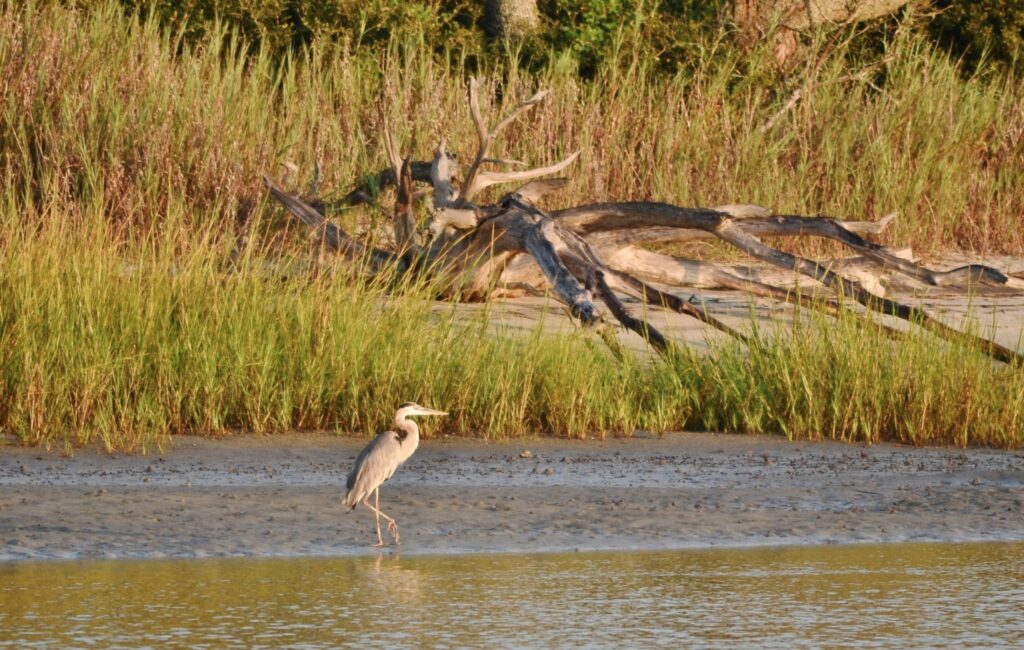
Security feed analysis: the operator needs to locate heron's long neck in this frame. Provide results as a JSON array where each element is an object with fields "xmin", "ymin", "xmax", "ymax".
[{"xmin": 395, "ymin": 417, "xmax": 420, "ymax": 446}]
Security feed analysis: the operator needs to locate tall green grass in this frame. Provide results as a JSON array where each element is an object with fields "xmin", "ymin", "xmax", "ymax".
[
  {"xmin": 1, "ymin": 1, "xmax": 1023, "ymax": 451},
  {"xmin": 3, "ymin": 214, "xmax": 1022, "ymax": 452},
  {"xmin": 0, "ymin": 209, "xmax": 676, "ymax": 451}
]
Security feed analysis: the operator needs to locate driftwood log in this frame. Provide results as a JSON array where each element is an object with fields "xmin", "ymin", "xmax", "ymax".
[{"xmin": 264, "ymin": 80, "xmax": 1023, "ymax": 365}]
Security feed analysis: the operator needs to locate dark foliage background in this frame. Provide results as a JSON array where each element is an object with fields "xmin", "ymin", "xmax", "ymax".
[{"xmin": 108, "ymin": 0, "xmax": 1022, "ymax": 75}]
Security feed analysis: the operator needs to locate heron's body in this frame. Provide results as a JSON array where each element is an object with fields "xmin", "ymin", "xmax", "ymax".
[
  {"xmin": 344, "ymin": 426, "xmax": 418, "ymax": 509},
  {"xmin": 344, "ymin": 402, "xmax": 446, "ymax": 546}
]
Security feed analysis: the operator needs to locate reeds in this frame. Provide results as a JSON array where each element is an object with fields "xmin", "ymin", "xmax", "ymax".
[
  {"xmin": 4, "ymin": 217, "xmax": 1022, "ymax": 452},
  {"xmin": 1, "ymin": 1, "xmax": 1022, "ymax": 450},
  {"xmin": 4, "ymin": 2, "xmax": 1023, "ymax": 250}
]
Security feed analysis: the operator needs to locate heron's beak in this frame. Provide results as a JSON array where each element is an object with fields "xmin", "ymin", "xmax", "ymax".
[{"xmin": 423, "ymin": 408, "xmax": 448, "ymax": 417}]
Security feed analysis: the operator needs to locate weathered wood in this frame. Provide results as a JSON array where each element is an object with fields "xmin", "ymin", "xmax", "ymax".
[
  {"xmin": 394, "ymin": 159, "xmax": 421, "ymax": 252},
  {"xmin": 605, "ymin": 269, "xmax": 752, "ymax": 343},
  {"xmin": 592, "ymin": 270, "xmax": 673, "ymax": 354},
  {"xmin": 458, "ymin": 79, "xmax": 580, "ymax": 206},
  {"xmin": 554, "ymin": 203, "xmax": 1011, "ymax": 291},
  {"xmin": 512, "ymin": 178, "xmax": 571, "ymax": 203},
  {"xmin": 264, "ymin": 81, "xmax": 1022, "ymax": 365},
  {"xmin": 430, "ymin": 141, "xmax": 460, "ymax": 209},
  {"xmin": 312, "ymin": 162, "xmax": 434, "ymax": 212},
  {"xmin": 262, "ymin": 175, "xmax": 394, "ymax": 272},
  {"xmin": 544, "ymin": 207, "xmax": 753, "ymax": 344},
  {"xmin": 486, "ymin": 0, "xmax": 539, "ymax": 39},
  {"xmin": 712, "ymin": 219, "xmax": 1024, "ymax": 365},
  {"xmin": 556, "ymin": 203, "xmax": 895, "ymax": 238},
  {"xmin": 521, "ymin": 217, "xmax": 599, "ymax": 324},
  {"xmin": 596, "ymin": 245, "xmax": 906, "ymax": 296},
  {"xmin": 750, "ymin": 215, "xmax": 1006, "ymax": 287},
  {"xmin": 580, "ymin": 212, "xmax": 897, "ymax": 248}
]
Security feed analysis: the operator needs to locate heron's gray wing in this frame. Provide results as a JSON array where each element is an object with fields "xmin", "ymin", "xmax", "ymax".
[
  {"xmin": 347, "ymin": 433, "xmax": 385, "ymax": 490},
  {"xmin": 345, "ymin": 431, "xmax": 402, "ymax": 503}
]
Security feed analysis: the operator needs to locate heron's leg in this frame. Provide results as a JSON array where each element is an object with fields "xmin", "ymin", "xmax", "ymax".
[
  {"xmin": 362, "ymin": 489, "xmax": 400, "ymax": 546},
  {"xmin": 377, "ymin": 488, "xmax": 401, "ymax": 545},
  {"xmin": 361, "ymin": 495, "xmax": 386, "ymax": 547}
]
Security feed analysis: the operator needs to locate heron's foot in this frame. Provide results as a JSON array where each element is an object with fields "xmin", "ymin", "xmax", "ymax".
[
  {"xmin": 372, "ymin": 539, "xmax": 388, "ymax": 548},
  {"xmin": 388, "ymin": 521, "xmax": 401, "ymax": 544}
]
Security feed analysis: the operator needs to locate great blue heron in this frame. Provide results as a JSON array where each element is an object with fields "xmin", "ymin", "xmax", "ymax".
[{"xmin": 345, "ymin": 402, "xmax": 447, "ymax": 546}]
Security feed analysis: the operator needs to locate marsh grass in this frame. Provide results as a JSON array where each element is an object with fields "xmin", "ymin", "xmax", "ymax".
[
  {"xmin": 6, "ymin": 214, "xmax": 1024, "ymax": 451},
  {"xmin": 691, "ymin": 307, "xmax": 1024, "ymax": 448},
  {"xmin": 2, "ymin": 212, "xmax": 1023, "ymax": 451},
  {"xmin": 1, "ymin": 2, "xmax": 1023, "ymax": 450},
  {"xmin": 0, "ymin": 210, "xmax": 671, "ymax": 451}
]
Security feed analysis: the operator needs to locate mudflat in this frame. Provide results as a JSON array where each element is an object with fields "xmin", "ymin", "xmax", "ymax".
[{"xmin": 2, "ymin": 432, "xmax": 1023, "ymax": 561}]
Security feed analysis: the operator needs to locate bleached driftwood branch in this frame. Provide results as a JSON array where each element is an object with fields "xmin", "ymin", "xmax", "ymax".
[{"xmin": 264, "ymin": 79, "xmax": 1023, "ymax": 365}]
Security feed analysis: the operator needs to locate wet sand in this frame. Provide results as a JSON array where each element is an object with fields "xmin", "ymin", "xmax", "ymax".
[{"xmin": 2, "ymin": 432, "xmax": 1023, "ymax": 561}]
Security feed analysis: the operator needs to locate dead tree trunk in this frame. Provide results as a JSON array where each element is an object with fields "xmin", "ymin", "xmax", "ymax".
[
  {"xmin": 264, "ymin": 79, "xmax": 1023, "ymax": 365},
  {"xmin": 485, "ymin": 0, "xmax": 540, "ymax": 39}
]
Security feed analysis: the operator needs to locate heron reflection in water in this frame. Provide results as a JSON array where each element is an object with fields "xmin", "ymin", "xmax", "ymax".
[{"xmin": 345, "ymin": 402, "xmax": 447, "ymax": 546}]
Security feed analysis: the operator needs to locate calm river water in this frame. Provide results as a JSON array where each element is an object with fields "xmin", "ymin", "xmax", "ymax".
[{"xmin": 2, "ymin": 542, "xmax": 1022, "ymax": 648}]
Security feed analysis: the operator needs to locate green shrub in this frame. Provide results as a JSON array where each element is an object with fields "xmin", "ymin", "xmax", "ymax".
[
  {"xmin": 929, "ymin": 0, "xmax": 1024, "ymax": 73},
  {"xmin": 534, "ymin": 0, "xmax": 727, "ymax": 76},
  {"xmin": 115, "ymin": 0, "xmax": 484, "ymax": 53},
  {"xmin": 95, "ymin": 1, "xmax": 1024, "ymax": 77}
]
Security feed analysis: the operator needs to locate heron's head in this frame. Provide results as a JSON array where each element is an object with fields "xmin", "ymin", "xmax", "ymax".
[{"xmin": 395, "ymin": 402, "xmax": 448, "ymax": 420}]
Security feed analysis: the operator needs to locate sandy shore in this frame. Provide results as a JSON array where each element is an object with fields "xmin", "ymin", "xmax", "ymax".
[{"xmin": 2, "ymin": 432, "xmax": 1023, "ymax": 561}]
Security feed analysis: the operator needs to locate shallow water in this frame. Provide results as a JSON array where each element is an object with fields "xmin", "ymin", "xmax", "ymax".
[{"xmin": 2, "ymin": 543, "xmax": 1022, "ymax": 648}]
